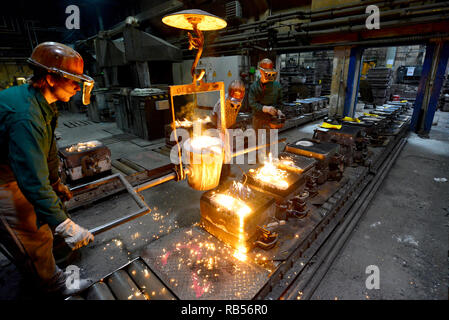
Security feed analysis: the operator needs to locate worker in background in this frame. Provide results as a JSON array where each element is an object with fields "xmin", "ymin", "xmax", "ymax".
[
  {"xmin": 0, "ymin": 42, "xmax": 94, "ymax": 297},
  {"xmin": 248, "ymin": 58, "xmax": 284, "ymax": 160},
  {"xmin": 212, "ymin": 79, "xmax": 246, "ymax": 182}
]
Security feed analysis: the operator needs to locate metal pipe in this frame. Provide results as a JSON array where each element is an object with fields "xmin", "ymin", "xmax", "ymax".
[
  {"xmin": 274, "ymin": 33, "xmax": 449, "ymax": 53},
  {"xmin": 116, "ymin": 173, "xmax": 148, "ymax": 209},
  {"xmin": 86, "ymin": 282, "xmax": 116, "ymax": 300},
  {"xmin": 304, "ymin": 11, "xmax": 449, "ymax": 37},
  {"xmin": 106, "ymin": 270, "xmax": 146, "ymax": 300},
  {"xmin": 134, "ymin": 172, "xmax": 177, "ymax": 193},
  {"xmin": 300, "ymin": 2, "xmax": 449, "ymax": 30},
  {"xmin": 182, "ymin": 8, "xmax": 447, "ymax": 55},
  {"xmin": 308, "ymin": 0, "xmax": 425, "ymax": 19},
  {"xmin": 126, "ymin": 260, "xmax": 177, "ymax": 300},
  {"xmin": 212, "ymin": 0, "xmax": 424, "ymax": 37},
  {"xmin": 69, "ymin": 173, "xmax": 122, "ymax": 193},
  {"xmin": 88, "ymin": 206, "xmax": 150, "ymax": 236}
]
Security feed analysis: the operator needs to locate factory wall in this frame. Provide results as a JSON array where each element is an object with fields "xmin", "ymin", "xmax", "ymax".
[
  {"xmin": 311, "ymin": 0, "xmax": 360, "ymax": 10},
  {"xmin": 0, "ymin": 62, "xmax": 32, "ymax": 90},
  {"xmin": 172, "ymin": 55, "xmax": 249, "ymax": 108}
]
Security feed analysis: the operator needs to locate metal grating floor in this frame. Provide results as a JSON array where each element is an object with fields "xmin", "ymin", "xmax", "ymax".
[{"xmin": 141, "ymin": 227, "xmax": 270, "ymax": 300}]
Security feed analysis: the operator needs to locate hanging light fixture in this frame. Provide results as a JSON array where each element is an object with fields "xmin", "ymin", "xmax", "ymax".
[
  {"xmin": 162, "ymin": 9, "xmax": 227, "ymax": 31},
  {"xmin": 162, "ymin": 9, "xmax": 227, "ymax": 82}
]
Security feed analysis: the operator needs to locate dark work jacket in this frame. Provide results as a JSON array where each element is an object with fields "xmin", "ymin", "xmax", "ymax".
[
  {"xmin": 248, "ymin": 79, "xmax": 283, "ymax": 125},
  {"xmin": 0, "ymin": 84, "xmax": 68, "ymax": 228}
]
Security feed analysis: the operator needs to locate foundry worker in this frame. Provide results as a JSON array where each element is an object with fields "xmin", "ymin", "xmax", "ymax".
[
  {"xmin": 212, "ymin": 79, "xmax": 246, "ymax": 181},
  {"xmin": 248, "ymin": 58, "xmax": 284, "ymax": 159},
  {"xmin": 0, "ymin": 42, "xmax": 94, "ymax": 296}
]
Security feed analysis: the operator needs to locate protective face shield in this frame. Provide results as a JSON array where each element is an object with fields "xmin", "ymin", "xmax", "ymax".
[
  {"xmin": 38, "ymin": 62, "xmax": 94, "ymax": 105},
  {"xmin": 229, "ymin": 96, "xmax": 243, "ymax": 110},
  {"xmin": 260, "ymin": 69, "xmax": 277, "ymax": 83},
  {"xmin": 27, "ymin": 42, "xmax": 95, "ymax": 105},
  {"xmin": 228, "ymin": 79, "xmax": 245, "ymax": 109},
  {"xmin": 259, "ymin": 58, "xmax": 277, "ymax": 83},
  {"xmin": 55, "ymin": 68, "xmax": 94, "ymax": 105}
]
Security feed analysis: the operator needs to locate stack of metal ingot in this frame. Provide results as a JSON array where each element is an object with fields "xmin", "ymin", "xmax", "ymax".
[
  {"xmin": 439, "ymin": 76, "xmax": 449, "ymax": 112},
  {"xmin": 313, "ymin": 125, "xmax": 369, "ymax": 167},
  {"xmin": 341, "ymin": 118, "xmax": 384, "ymax": 147},
  {"xmin": 390, "ymin": 84, "xmax": 418, "ymax": 102},
  {"xmin": 285, "ymin": 138, "xmax": 344, "ymax": 184},
  {"xmin": 280, "ymin": 101, "xmax": 303, "ymax": 118},
  {"xmin": 294, "ymin": 97, "xmax": 328, "ymax": 114},
  {"xmin": 367, "ymin": 67, "xmax": 393, "ymax": 105}
]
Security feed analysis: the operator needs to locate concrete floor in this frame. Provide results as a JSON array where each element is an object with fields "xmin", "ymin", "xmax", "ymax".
[
  {"xmin": 311, "ymin": 110, "xmax": 449, "ymax": 300},
  {"xmin": 0, "ymin": 110, "xmax": 447, "ymax": 300}
]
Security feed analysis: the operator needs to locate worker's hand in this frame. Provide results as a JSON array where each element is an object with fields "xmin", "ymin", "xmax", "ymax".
[
  {"xmin": 51, "ymin": 179, "xmax": 73, "ymax": 202},
  {"xmin": 262, "ymin": 106, "xmax": 278, "ymax": 116},
  {"xmin": 55, "ymin": 219, "xmax": 94, "ymax": 250},
  {"xmin": 277, "ymin": 109, "xmax": 285, "ymax": 118}
]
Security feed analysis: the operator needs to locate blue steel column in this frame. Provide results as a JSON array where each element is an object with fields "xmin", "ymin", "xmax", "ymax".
[
  {"xmin": 410, "ymin": 43, "xmax": 435, "ymax": 132},
  {"xmin": 343, "ymin": 47, "xmax": 363, "ymax": 117},
  {"xmin": 423, "ymin": 41, "xmax": 449, "ymax": 133}
]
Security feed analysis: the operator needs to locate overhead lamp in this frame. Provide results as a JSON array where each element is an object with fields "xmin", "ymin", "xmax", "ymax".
[
  {"xmin": 162, "ymin": 9, "xmax": 227, "ymax": 82},
  {"xmin": 162, "ymin": 9, "xmax": 227, "ymax": 31}
]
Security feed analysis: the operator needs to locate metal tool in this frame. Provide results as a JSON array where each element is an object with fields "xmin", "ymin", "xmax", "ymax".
[{"xmin": 85, "ymin": 173, "xmax": 151, "ymax": 236}]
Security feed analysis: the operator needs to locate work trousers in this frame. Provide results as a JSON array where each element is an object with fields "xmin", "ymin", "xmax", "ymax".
[{"xmin": 0, "ymin": 182, "xmax": 66, "ymax": 292}]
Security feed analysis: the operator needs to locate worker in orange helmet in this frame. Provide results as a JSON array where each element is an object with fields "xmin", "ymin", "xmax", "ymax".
[
  {"xmin": 212, "ymin": 79, "xmax": 246, "ymax": 182},
  {"xmin": 0, "ymin": 42, "xmax": 94, "ymax": 297},
  {"xmin": 212, "ymin": 79, "xmax": 246, "ymax": 130},
  {"xmin": 248, "ymin": 58, "xmax": 284, "ymax": 160}
]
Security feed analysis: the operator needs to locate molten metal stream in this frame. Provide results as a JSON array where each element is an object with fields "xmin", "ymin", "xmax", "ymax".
[{"xmin": 211, "ymin": 193, "xmax": 251, "ymax": 261}]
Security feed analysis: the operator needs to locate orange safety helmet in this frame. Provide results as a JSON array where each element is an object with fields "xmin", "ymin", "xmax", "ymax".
[
  {"xmin": 228, "ymin": 79, "xmax": 245, "ymax": 103},
  {"xmin": 27, "ymin": 42, "xmax": 94, "ymax": 105},
  {"xmin": 259, "ymin": 58, "xmax": 277, "ymax": 82}
]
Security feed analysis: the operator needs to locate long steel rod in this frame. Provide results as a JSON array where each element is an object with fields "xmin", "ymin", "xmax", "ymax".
[
  {"xmin": 69, "ymin": 173, "xmax": 122, "ymax": 193},
  {"xmin": 75, "ymin": 173, "xmax": 151, "ymax": 236},
  {"xmin": 89, "ymin": 207, "xmax": 150, "ymax": 236},
  {"xmin": 116, "ymin": 173, "xmax": 148, "ymax": 209},
  {"xmin": 134, "ymin": 172, "xmax": 177, "ymax": 193},
  {"xmin": 231, "ymin": 138, "xmax": 287, "ymax": 158}
]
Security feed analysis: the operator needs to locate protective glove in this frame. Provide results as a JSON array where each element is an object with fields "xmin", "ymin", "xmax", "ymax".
[
  {"xmin": 51, "ymin": 179, "xmax": 73, "ymax": 202},
  {"xmin": 55, "ymin": 219, "xmax": 94, "ymax": 250},
  {"xmin": 262, "ymin": 106, "xmax": 278, "ymax": 116},
  {"xmin": 277, "ymin": 109, "xmax": 285, "ymax": 118}
]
